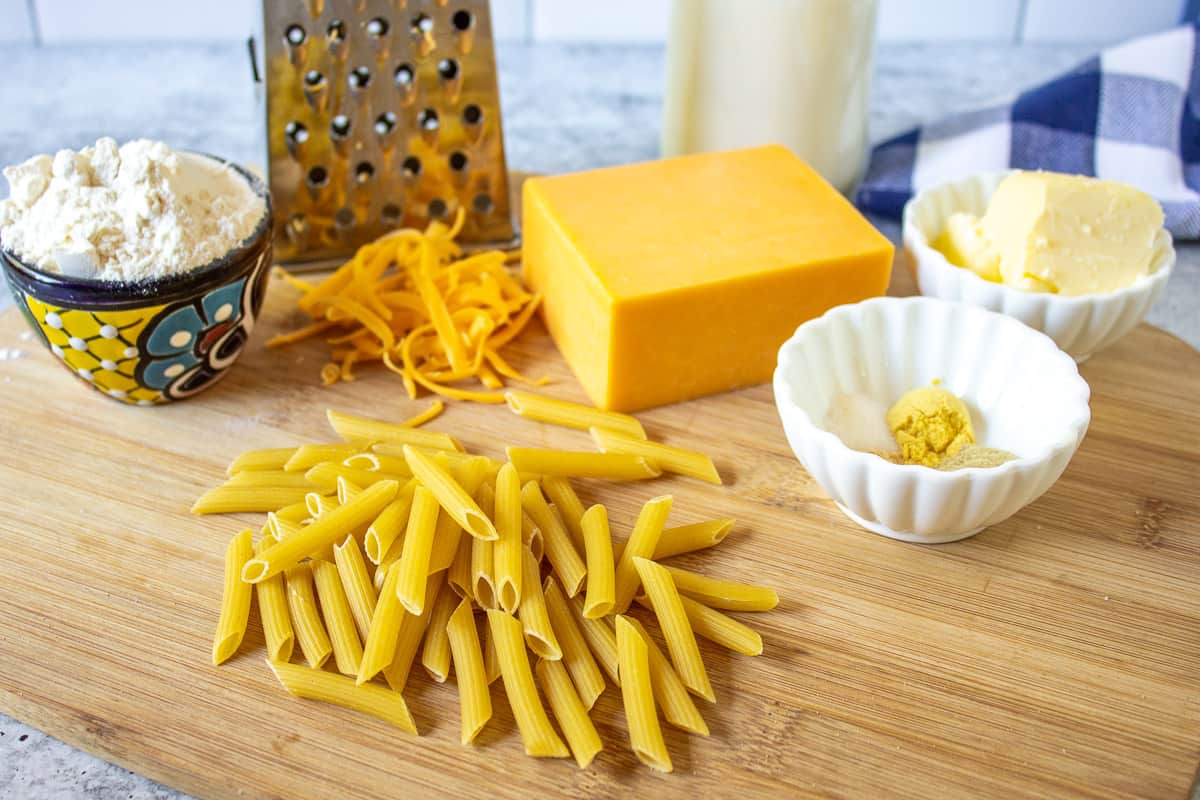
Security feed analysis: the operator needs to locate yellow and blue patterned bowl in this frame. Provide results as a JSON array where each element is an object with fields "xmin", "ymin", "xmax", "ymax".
[{"xmin": 0, "ymin": 154, "xmax": 272, "ymax": 405}]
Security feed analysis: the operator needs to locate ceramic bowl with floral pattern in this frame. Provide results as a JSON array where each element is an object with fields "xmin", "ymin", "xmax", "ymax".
[{"xmin": 0, "ymin": 154, "xmax": 272, "ymax": 405}]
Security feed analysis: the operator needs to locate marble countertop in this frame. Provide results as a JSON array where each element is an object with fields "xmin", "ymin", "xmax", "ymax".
[{"xmin": 0, "ymin": 39, "xmax": 1196, "ymax": 800}]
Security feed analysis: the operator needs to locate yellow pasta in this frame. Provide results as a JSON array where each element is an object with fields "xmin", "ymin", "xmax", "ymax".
[
  {"xmin": 517, "ymin": 546, "xmax": 561, "ymax": 660},
  {"xmin": 344, "ymin": 452, "xmax": 413, "ymax": 476},
  {"xmin": 382, "ymin": 573, "xmax": 444, "ymax": 693},
  {"xmin": 285, "ymin": 563, "xmax": 333, "ymax": 669},
  {"xmin": 580, "ymin": 505, "xmax": 615, "ymax": 619},
  {"xmin": 313, "ymin": 559, "xmax": 364, "ymax": 676},
  {"xmin": 421, "ymin": 583, "xmax": 460, "ymax": 683},
  {"xmin": 223, "ymin": 470, "xmax": 314, "ymax": 490},
  {"xmin": 243, "ymin": 480, "xmax": 400, "ymax": 583},
  {"xmin": 641, "ymin": 593, "xmax": 762, "ymax": 656},
  {"xmin": 333, "ymin": 536, "xmax": 377, "ymax": 641},
  {"xmin": 622, "ymin": 617, "xmax": 708, "ymax": 736},
  {"xmin": 504, "ymin": 391, "xmax": 646, "ymax": 440},
  {"xmin": 266, "ymin": 513, "xmax": 303, "ymax": 542},
  {"xmin": 506, "ymin": 448, "xmax": 661, "ymax": 481},
  {"xmin": 336, "ymin": 476, "xmax": 363, "ymax": 505},
  {"xmin": 522, "ymin": 512, "xmax": 544, "ymax": 564},
  {"xmin": 633, "ymin": 557, "xmax": 714, "ymax": 702},
  {"xmin": 393, "ymin": 485, "xmax": 440, "ymax": 615},
  {"xmin": 192, "ymin": 486, "xmax": 311, "ymax": 514},
  {"xmin": 373, "ymin": 443, "xmax": 496, "ymax": 472},
  {"xmin": 403, "ymin": 445, "xmax": 497, "ymax": 541},
  {"xmin": 212, "ymin": 529, "xmax": 254, "ymax": 666},
  {"xmin": 611, "ymin": 495, "xmax": 673, "ymax": 614},
  {"xmin": 543, "ymin": 576, "xmax": 608, "ymax": 707},
  {"xmin": 540, "ymin": 476, "xmax": 585, "ymax": 550},
  {"xmin": 446, "ymin": 598, "xmax": 493, "ymax": 744},
  {"xmin": 226, "ymin": 447, "xmax": 296, "ymax": 475},
  {"xmin": 305, "ymin": 491, "xmax": 338, "ymax": 518},
  {"xmin": 284, "ymin": 442, "xmax": 368, "ymax": 472},
  {"xmin": 652, "ymin": 519, "xmax": 735, "ymax": 560},
  {"xmin": 305, "ymin": 462, "xmax": 406, "ymax": 493},
  {"xmin": 254, "ymin": 536, "xmax": 294, "ymax": 663},
  {"xmin": 589, "ymin": 427, "xmax": 722, "ymax": 484},
  {"xmin": 447, "ymin": 532, "xmax": 474, "ymax": 598},
  {"xmin": 327, "ymin": 409, "xmax": 462, "ymax": 452},
  {"xmin": 661, "ymin": 564, "xmax": 779, "ymax": 612},
  {"xmin": 273, "ymin": 500, "xmax": 310, "ymax": 523},
  {"xmin": 536, "ymin": 658, "xmax": 603, "ymax": 768},
  {"xmin": 426, "ymin": 506, "xmax": 464, "ymax": 576},
  {"xmin": 520, "ymin": 482, "xmax": 587, "ymax": 597},
  {"xmin": 471, "ymin": 483, "xmax": 498, "ymax": 608},
  {"xmin": 483, "ymin": 618, "xmax": 501, "ymax": 684},
  {"xmin": 364, "ymin": 481, "xmax": 417, "ymax": 564},
  {"xmin": 358, "ymin": 562, "xmax": 406, "ymax": 684},
  {"xmin": 615, "ymin": 615, "xmax": 672, "ymax": 772},
  {"xmin": 267, "ymin": 660, "xmax": 416, "ymax": 734},
  {"xmin": 486, "ymin": 610, "xmax": 570, "ymax": 758},
  {"xmin": 492, "ymin": 463, "xmax": 523, "ymax": 614}
]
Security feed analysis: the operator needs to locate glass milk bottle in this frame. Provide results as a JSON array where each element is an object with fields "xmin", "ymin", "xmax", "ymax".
[{"xmin": 661, "ymin": 0, "xmax": 879, "ymax": 194}]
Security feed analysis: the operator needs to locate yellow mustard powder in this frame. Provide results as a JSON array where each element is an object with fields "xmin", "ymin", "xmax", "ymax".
[{"xmin": 886, "ymin": 385, "xmax": 975, "ymax": 467}]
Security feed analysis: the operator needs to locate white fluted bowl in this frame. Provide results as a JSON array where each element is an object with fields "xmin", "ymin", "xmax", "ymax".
[
  {"xmin": 903, "ymin": 171, "xmax": 1174, "ymax": 362},
  {"xmin": 773, "ymin": 296, "xmax": 1091, "ymax": 544}
]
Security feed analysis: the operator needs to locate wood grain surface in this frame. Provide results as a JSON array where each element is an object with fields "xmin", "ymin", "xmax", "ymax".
[{"xmin": 0, "ymin": 259, "xmax": 1197, "ymax": 799}]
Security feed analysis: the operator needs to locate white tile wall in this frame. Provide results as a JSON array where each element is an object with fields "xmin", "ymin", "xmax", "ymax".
[
  {"xmin": 1, "ymin": 0, "xmax": 33, "ymax": 42},
  {"xmin": 20, "ymin": 0, "xmax": 1193, "ymax": 45},
  {"xmin": 1021, "ymin": 0, "xmax": 1184, "ymax": 43}
]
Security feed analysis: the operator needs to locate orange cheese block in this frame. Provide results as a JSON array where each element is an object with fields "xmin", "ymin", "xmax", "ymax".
[{"xmin": 522, "ymin": 145, "xmax": 894, "ymax": 412}]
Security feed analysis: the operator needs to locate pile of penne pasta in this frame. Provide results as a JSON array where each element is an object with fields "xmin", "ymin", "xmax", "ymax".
[{"xmin": 206, "ymin": 393, "xmax": 776, "ymax": 771}]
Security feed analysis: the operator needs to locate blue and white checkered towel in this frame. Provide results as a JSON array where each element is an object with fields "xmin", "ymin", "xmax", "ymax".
[{"xmin": 856, "ymin": 24, "xmax": 1200, "ymax": 239}]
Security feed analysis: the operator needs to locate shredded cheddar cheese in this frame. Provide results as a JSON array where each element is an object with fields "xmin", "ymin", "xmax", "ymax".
[{"xmin": 270, "ymin": 210, "xmax": 546, "ymax": 402}]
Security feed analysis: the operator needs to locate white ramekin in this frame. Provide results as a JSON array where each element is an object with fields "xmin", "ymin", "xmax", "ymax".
[
  {"xmin": 773, "ymin": 296, "xmax": 1091, "ymax": 544},
  {"xmin": 902, "ymin": 171, "xmax": 1175, "ymax": 362}
]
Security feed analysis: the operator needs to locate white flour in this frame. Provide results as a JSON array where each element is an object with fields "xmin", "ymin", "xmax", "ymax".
[{"xmin": 0, "ymin": 138, "xmax": 265, "ymax": 283}]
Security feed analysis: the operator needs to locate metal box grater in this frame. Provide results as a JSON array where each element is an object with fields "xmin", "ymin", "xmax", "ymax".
[{"xmin": 254, "ymin": 0, "xmax": 516, "ymax": 266}]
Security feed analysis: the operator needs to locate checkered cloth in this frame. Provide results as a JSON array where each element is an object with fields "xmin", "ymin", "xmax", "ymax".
[{"xmin": 856, "ymin": 24, "xmax": 1200, "ymax": 239}]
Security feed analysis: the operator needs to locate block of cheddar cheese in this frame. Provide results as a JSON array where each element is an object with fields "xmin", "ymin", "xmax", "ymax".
[{"xmin": 522, "ymin": 145, "xmax": 894, "ymax": 412}]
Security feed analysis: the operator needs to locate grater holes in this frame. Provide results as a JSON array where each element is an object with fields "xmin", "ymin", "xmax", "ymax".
[
  {"xmin": 355, "ymin": 161, "xmax": 375, "ymax": 184},
  {"xmin": 327, "ymin": 19, "xmax": 347, "ymax": 44},
  {"xmin": 374, "ymin": 112, "xmax": 397, "ymax": 136},
  {"xmin": 349, "ymin": 66, "xmax": 372, "ymax": 90},
  {"xmin": 286, "ymin": 212, "xmax": 307, "ymax": 238},
  {"xmin": 437, "ymin": 58, "xmax": 459, "ymax": 80},
  {"xmin": 307, "ymin": 166, "xmax": 329, "ymax": 188},
  {"xmin": 366, "ymin": 17, "xmax": 389, "ymax": 37},
  {"xmin": 448, "ymin": 151, "xmax": 468, "ymax": 171},
  {"xmin": 428, "ymin": 198, "xmax": 448, "ymax": 219},
  {"xmin": 381, "ymin": 203, "xmax": 403, "ymax": 224},
  {"xmin": 451, "ymin": 10, "xmax": 474, "ymax": 31},
  {"xmin": 401, "ymin": 156, "xmax": 422, "ymax": 178},
  {"xmin": 335, "ymin": 207, "xmax": 356, "ymax": 228},
  {"xmin": 462, "ymin": 104, "xmax": 482, "ymax": 125},
  {"xmin": 330, "ymin": 115, "xmax": 352, "ymax": 139},
  {"xmin": 284, "ymin": 121, "xmax": 309, "ymax": 145},
  {"xmin": 410, "ymin": 13, "xmax": 433, "ymax": 34},
  {"xmin": 472, "ymin": 193, "xmax": 494, "ymax": 214},
  {"xmin": 304, "ymin": 69, "xmax": 325, "ymax": 88},
  {"xmin": 418, "ymin": 108, "xmax": 440, "ymax": 131},
  {"xmin": 394, "ymin": 63, "xmax": 415, "ymax": 86},
  {"xmin": 284, "ymin": 24, "xmax": 306, "ymax": 45}
]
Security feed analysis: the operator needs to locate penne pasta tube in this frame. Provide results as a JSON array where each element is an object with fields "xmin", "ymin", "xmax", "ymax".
[
  {"xmin": 493, "ymin": 463, "xmax": 523, "ymax": 614},
  {"xmin": 446, "ymin": 598, "xmax": 493, "ymax": 744},
  {"xmin": 223, "ymin": 470, "xmax": 314, "ymax": 490},
  {"xmin": 651, "ymin": 519, "xmax": 735, "ymax": 560},
  {"xmin": 364, "ymin": 480, "xmax": 418, "ymax": 564},
  {"xmin": 611, "ymin": 495, "xmax": 672, "ymax": 614},
  {"xmin": 358, "ymin": 563, "xmax": 406, "ymax": 684},
  {"xmin": 580, "ymin": 505, "xmax": 615, "ymax": 619},
  {"xmin": 383, "ymin": 573, "xmax": 444, "ymax": 693},
  {"xmin": 305, "ymin": 491, "xmax": 338, "ymax": 518},
  {"xmin": 539, "ymin": 476, "xmax": 585, "ymax": 551},
  {"xmin": 305, "ymin": 462, "xmax": 407, "ymax": 493},
  {"xmin": 333, "ymin": 536, "xmax": 377, "ymax": 641},
  {"xmin": 622, "ymin": 617, "xmax": 708, "ymax": 736},
  {"xmin": 421, "ymin": 583, "xmax": 460, "ymax": 683},
  {"xmin": 192, "ymin": 486, "xmax": 312, "ymax": 514},
  {"xmin": 536, "ymin": 658, "xmax": 603, "ymax": 768},
  {"xmin": 344, "ymin": 452, "xmax": 412, "ymax": 476},
  {"xmin": 520, "ymin": 482, "xmax": 587, "ymax": 597},
  {"xmin": 426, "ymin": 509, "xmax": 463, "ymax": 576},
  {"xmin": 639, "ymin": 593, "xmax": 762, "ymax": 656},
  {"xmin": 483, "ymin": 617, "xmax": 501, "ymax": 684},
  {"xmin": 212, "ymin": 529, "xmax": 254, "ymax": 665},
  {"xmin": 661, "ymin": 564, "xmax": 779, "ymax": 612},
  {"xmin": 327, "ymin": 409, "xmax": 462, "ymax": 452},
  {"xmin": 267, "ymin": 514, "xmax": 303, "ymax": 542},
  {"xmin": 273, "ymin": 500, "xmax": 310, "ymax": 523},
  {"xmin": 504, "ymin": 391, "xmax": 646, "ymax": 439},
  {"xmin": 374, "ymin": 443, "xmax": 495, "ymax": 471},
  {"xmin": 313, "ymin": 559, "xmax": 365, "ymax": 676},
  {"xmin": 403, "ymin": 445, "xmax": 497, "ymax": 541},
  {"xmin": 633, "ymin": 557, "xmax": 714, "ymax": 702},
  {"xmin": 517, "ymin": 546, "xmax": 561, "ymax": 660},
  {"xmin": 267, "ymin": 660, "xmax": 416, "ymax": 734},
  {"xmin": 506, "ymin": 448, "xmax": 661, "ymax": 481},
  {"xmin": 336, "ymin": 476, "xmax": 362, "ymax": 505},
  {"xmin": 285, "ymin": 563, "xmax": 333, "ymax": 669},
  {"xmin": 394, "ymin": 486, "xmax": 440, "ymax": 615},
  {"xmin": 471, "ymin": 483, "xmax": 498, "ymax": 609},
  {"xmin": 589, "ymin": 427, "xmax": 722, "ymax": 484},
  {"xmin": 254, "ymin": 536, "xmax": 294, "ymax": 663},
  {"xmin": 243, "ymin": 480, "xmax": 400, "ymax": 583},
  {"xmin": 447, "ymin": 533, "xmax": 474, "ymax": 598},
  {"xmin": 486, "ymin": 610, "xmax": 570, "ymax": 758},
  {"xmin": 522, "ymin": 512, "xmax": 544, "ymax": 564},
  {"xmin": 284, "ymin": 442, "xmax": 368, "ymax": 473},
  {"xmin": 543, "ymin": 576, "xmax": 608, "ymax": 707},
  {"xmin": 614, "ymin": 615, "xmax": 672, "ymax": 772},
  {"xmin": 226, "ymin": 447, "xmax": 296, "ymax": 475}
]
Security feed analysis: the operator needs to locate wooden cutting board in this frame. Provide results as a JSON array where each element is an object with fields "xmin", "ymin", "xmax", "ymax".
[{"xmin": 0, "ymin": 261, "xmax": 1197, "ymax": 800}]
